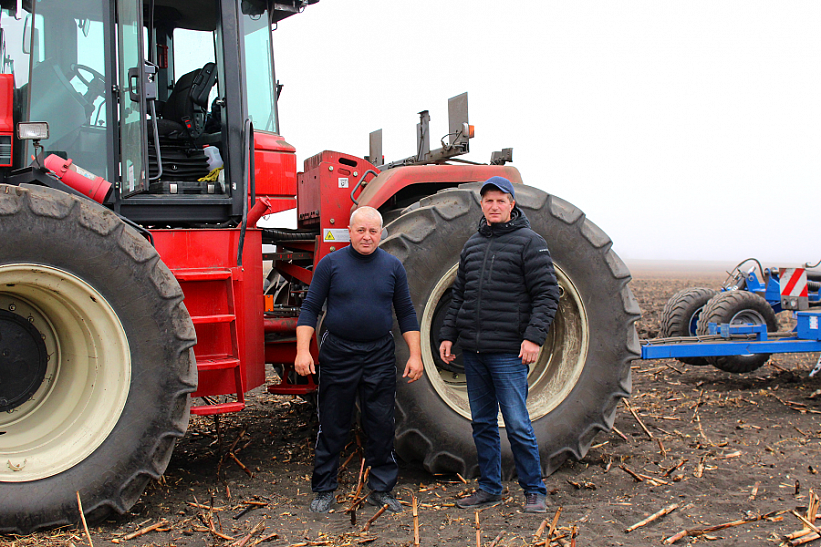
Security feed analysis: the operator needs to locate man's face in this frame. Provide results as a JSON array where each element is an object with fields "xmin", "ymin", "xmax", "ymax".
[
  {"xmin": 348, "ymin": 213, "xmax": 382, "ymax": 255},
  {"xmin": 481, "ymin": 189, "xmax": 515, "ymax": 224}
]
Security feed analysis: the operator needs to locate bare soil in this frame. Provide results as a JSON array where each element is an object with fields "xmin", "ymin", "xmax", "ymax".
[{"xmin": 5, "ymin": 272, "xmax": 821, "ymax": 547}]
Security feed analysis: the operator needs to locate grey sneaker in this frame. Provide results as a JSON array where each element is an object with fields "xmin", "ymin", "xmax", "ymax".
[
  {"xmin": 456, "ymin": 489, "xmax": 502, "ymax": 509},
  {"xmin": 523, "ymin": 492, "xmax": 547, "ymax": 513},
  {"xmin": 367, "ymin": 490, "xmax": 403, "ymax": 513},
  {"xmin": 309, "ymin": 491, "xmax": 335, "ymax": 513}
]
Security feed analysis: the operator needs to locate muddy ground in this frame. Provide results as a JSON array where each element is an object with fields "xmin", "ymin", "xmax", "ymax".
[{"xmin": 5, "ymin": 271, "xmax": 821, "ymax": 547}]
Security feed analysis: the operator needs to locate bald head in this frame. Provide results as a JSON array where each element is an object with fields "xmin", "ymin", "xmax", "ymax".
[{"xmin": 349, "ymin": 206, "xmax": 383, "ymax": 228}]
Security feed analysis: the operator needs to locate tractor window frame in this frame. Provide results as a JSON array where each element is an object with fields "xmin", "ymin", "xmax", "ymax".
[{"xmin": 240, "ymin": 10, "xmax": 277, "ymax": 134}]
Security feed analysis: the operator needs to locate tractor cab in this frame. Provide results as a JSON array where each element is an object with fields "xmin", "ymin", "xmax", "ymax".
[{"xmin": 0, "ymin": 0, "xmax": 304, "ymax": 224}]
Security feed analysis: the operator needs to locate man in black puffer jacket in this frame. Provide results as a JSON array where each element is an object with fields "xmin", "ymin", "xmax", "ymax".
[{"xmin": 439, "ymin": 176, "xmax": 560, "ymax": 513}]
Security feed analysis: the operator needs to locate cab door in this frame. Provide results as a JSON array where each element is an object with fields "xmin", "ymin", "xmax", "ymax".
[{"xmin": 116, "ymin": 0, "xmax": 147, "ymax": 196}]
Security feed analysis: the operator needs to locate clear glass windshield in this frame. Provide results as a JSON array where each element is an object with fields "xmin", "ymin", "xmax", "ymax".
[
  {"xmin": 0, "ymin": 9, "xmax": 30, "ymax": 86},
  {"xmin": 25, "ymin": 0, "xmax": 110, "ymax": 179},
  {"xmin": 242, "ymin": 10, "xmax": 277, "ymax": 133}
]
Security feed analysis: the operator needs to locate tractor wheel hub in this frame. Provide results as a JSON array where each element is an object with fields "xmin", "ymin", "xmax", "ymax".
[{"xmin": 0, "ymin": 309, "xmax": 48, "ymax": 412}]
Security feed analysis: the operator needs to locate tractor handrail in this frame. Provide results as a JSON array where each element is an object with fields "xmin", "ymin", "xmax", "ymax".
[
  {"xmin": 350, "ymin": 169, "xmax": 379, "ymax": 205},
  {"xmin": 237, "ymin": 118, "xmax": 254, "ymax": 266}
]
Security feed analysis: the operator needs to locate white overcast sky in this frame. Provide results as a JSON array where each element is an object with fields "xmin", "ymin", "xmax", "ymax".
[{"xmin": 270, "ymin": 1, "xmax": 820, "ymax": 266}]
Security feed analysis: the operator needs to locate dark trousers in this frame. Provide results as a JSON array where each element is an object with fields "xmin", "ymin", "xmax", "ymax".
[{"xmin": 312, "ymin": 332, "xmax": 398, "ymax": 493}]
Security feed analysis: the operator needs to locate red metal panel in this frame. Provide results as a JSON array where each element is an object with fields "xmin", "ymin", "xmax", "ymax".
[
  {"xmin": 0, "ymin": 74, "xmax": 13, "ymax": 167},
  {"xmin": 151, "ymin": 228, "xmax": 265, "ymax": 399},
  {"xmin": 0, "ymin": 74, "xmax": 13, "ymax": 133},
  {"xmin": 254, "ymin": 131, "xmax": 297, "ymax": 198},
  {"xmin": 298, "ymin": 151, "xmax": 371, "ymax": 224}
]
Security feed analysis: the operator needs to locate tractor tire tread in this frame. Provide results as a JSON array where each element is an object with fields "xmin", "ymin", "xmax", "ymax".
[
  {"xmin": 0, "ymin": 184, "xmax": 197, "ymax": 534},
  {"xmin": 660, "ymin": 287, "xmax": 718, "ymax": 366}
]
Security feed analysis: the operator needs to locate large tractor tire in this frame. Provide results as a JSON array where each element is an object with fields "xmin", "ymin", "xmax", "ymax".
[
  {"xmin": 382, "ymin": 183, "xmax": 639, "ymax": 479},
  {"xmin": 0, "ymin": 184, "xmax": 197, "ymax": 534},
  {"xmin": 696, "ymin": 290, "xmax": 778, "ymax": 373},
  {"xmin": 659, "ymin": 287, "xmax": 717, "ymax": 366}
]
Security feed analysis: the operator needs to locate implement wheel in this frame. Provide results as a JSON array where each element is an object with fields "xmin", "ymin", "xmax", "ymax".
[
  {"xmin": 382, "ymin": 182, "xmax": 639, "ymax": 479},
  {"xmin": 660, "ymin": 287, "xmax": 717, "ymax": 366},
  {"xmin": 696, "ymin": 290, "xmax": 778, "ymax": 373},
  {"xmin": 0, "ymin": 184, "xmax": 196, "ymax": 534}
]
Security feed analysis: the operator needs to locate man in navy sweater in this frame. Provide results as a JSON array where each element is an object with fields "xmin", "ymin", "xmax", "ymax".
[{"xmin": 295, "ymin": 206, "xmax": 423, "ymax": 514}]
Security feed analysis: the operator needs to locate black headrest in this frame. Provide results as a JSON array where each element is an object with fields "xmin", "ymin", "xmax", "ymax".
[{"xmin": 190, "ymin": 62, "xmax": 217, "ymax": 108}]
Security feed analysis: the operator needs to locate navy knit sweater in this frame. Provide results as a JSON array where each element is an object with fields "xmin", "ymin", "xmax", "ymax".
[{"xmin": 297, "ymin": 245, "xmax": 419, "ymax": 341}]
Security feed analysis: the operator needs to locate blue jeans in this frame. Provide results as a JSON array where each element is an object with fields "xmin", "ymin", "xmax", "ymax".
[{"xmin": 463, "ymin": 352, "xmax": 547, "ymax": 496}]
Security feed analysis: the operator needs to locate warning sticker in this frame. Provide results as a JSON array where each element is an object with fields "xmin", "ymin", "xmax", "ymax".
[
  {"xmin": 323, "ymin": 229, "xmax": 350, "ymax": 242},
  {"xmin": 338, "ymin": 177, "xmax": 349, "ymax": 188}
]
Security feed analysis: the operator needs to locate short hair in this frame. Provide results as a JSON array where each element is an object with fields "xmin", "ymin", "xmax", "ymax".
[{"xmin": 349, "ymin": 206, "xmax": 383, "ymax": 228}]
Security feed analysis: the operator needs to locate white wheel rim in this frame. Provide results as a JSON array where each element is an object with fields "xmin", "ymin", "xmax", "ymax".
[
  {"xmin": 0, "ymin": 264, "xmax": 130, "ymax": 481},
  {"xmin": 420, "ymin": 263, "xmax": 589, "ymax": 425}
]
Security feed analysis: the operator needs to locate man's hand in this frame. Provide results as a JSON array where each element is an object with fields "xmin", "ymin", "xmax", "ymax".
[
  {"xmin": 294, "ymin": 325, "xmax": 316, "ymax": 376},
  {"xmin": 294, "ymin": 349, "xmax": 315, "ymax": 376},
  {"xmin": 402, "ymin": 330, "xmax": 424, "ymax": 383},
  {"xmin": 439, "ymin": 340, "xmax": 456, "ymax": 364},
  {"xmin": 403, "ymin": 355, "xmax": 424, "ymax": 383},
  {"xmin": 519, "ymin": 339, "xmax": 541, "ymax": 365}
]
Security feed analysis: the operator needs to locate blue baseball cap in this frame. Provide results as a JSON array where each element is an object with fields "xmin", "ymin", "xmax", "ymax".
[{"xmin": 480, "ymin": 176, "xmax": 515, "ymax": 200}]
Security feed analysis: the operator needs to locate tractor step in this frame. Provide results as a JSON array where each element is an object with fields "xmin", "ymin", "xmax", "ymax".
[
  {"xmin": 173, "ymin": 268, "xmax": 233, "ymax": 282},
  {"xmin": 190, "ymin": 401, "xmax": 246, "ymax": 416},
  {"xmin": 267, "ymin": 384, "xmax": 317, "ymax": 395},
  {"xmin": 191, "ymin": 313, "xmax": 236, "ymax": 325},
  {"xmin": 197, "ymin": 357, "xmax": 241, "ymax": 371}
]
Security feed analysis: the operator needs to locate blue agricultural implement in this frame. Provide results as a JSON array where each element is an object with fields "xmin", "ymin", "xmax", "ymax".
[{"xmin": 644, "ymin": 259, "xmax": 821, "ymax": 375}]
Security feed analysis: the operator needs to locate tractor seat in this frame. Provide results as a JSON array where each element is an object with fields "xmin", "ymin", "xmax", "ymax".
[{"xmin": 157, "ymin": 62, "xmax": 218, "ymax": 140}]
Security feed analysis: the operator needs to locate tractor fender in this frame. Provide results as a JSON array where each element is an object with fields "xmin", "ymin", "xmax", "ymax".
[{"xmin": 354, "ymin": 164, "xmax": 523, "ymax": 212}]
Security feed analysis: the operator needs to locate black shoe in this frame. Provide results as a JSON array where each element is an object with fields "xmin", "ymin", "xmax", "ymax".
[
  {"xmin": 367, "ymin": 490, "xmax": 403, "ymax": 513},
  {"xmin": 310, "ymin": 491, "xmax": 335, "ymax": 513},
  {"xmin": 456, "ymin": 489, "xmax": 502, "ymax": 509},
  {"xmin": 523, "ymin": 492, "xmax": 547, "ymax": 513}
]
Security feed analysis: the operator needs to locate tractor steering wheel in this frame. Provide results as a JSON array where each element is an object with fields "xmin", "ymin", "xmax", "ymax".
[{"xmin": 69, "ymin": 63, "xmax": 107, "ymax": 106}]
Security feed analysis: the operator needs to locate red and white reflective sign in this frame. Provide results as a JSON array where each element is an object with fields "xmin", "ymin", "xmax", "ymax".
[
  {"xmin": 780, "ymin": 268, "xmax": 809, "ymax": 310},
  {"xmin": 780, "ymin": 268, "xmax": 808, "ymax": 298}
]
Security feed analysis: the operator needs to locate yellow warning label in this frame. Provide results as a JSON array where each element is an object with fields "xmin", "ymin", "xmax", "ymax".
[{"xmin": 322, "ymin": 229, "xmax": 350, "ymax": 243}]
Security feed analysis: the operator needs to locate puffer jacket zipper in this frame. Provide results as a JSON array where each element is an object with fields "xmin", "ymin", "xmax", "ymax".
[{"xmin": 475, "ymin": 235, "xmax": 494, "ymax": 351}]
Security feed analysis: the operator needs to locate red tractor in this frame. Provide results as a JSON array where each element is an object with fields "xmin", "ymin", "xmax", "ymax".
[{"xmin": 0, "ymin": 0, "xmax": 638, "ymax": 533}]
